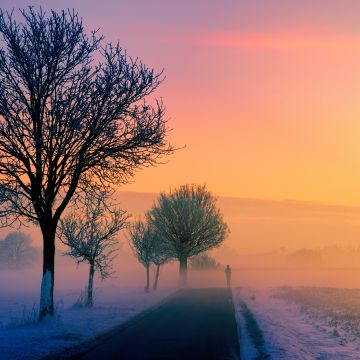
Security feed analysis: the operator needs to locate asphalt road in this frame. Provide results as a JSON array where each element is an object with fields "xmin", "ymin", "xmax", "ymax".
[{"xmin": 77, "ymin": 288, "xmax": 240, "ymax": 360}]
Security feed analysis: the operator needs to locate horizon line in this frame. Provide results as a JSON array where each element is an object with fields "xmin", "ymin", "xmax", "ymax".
[{"xmin": 116, "ymin": 190, "xmax": 360, "ymax": 211}]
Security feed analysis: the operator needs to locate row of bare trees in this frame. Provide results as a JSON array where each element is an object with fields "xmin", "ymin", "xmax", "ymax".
[
  {"xmin": 0, "ymin": 7, "xmax": 228, "ymax": 318},
  {"xmin": 128, "ymin": 184, "xmax": 229, "ymax": 289},
  {"xmin": 0, "ymin": 8, "xmax": 172, "ymax": 319},
  {"xmin": 55, "ymin": 184, "xmax": 228, "ymax": 306},
  {"xmin": 0, "ymin": 184, "xmax": 227, "ymax": 308}
]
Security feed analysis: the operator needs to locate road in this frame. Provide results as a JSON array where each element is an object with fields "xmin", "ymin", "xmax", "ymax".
[{"xmin": 76, "ymin": 288, "xmax": 240, "ymax": 360}]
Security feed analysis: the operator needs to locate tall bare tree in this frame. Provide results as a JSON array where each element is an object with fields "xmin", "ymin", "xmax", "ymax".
[
  {"xmin": 147, "ymin": 184, "xmax": 229, "ymax": 286},
  {"xmin": 0, "ymin": 8, "xmax": 172, "ymax": 318},
  {"xmin": 59, "ymin": 193, "xmax": 128, "ymax": 307}
]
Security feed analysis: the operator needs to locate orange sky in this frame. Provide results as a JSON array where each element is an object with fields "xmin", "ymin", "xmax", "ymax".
[{"xmin": 6, "ymin": 0, "xmax": 360, "ymax": 206}]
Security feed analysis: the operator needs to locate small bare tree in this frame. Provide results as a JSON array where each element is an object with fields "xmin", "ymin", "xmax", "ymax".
[
  {"xmin": 128, "ymin": 220, "xmax": 155, "ymax": 292},
  {"xmin": 0, "ymin": 231, "xmax": 38, "ymax": 269},
  {"xmin": 59, "ymin": 194, "xmax": 128, "ymax": 307},
  {"xmin": 0, "ymin": 8, "xmax": 172, "ymax": 318},
  {"xmin": 151, "ymin": 234, "xmax": 171, "ymax": 291},
  {"xmin": 147, "ymin": 184, "xmax": 229, "ymax": 286},
  {"xmin": 128, "ymin": 220, "xmax": 171, "ymax": 292}
]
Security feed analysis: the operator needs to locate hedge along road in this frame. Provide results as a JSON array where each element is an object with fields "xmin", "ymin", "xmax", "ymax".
[{"xmin": 76, "ymin": 288, "xmax": 240, "ymax": 360}]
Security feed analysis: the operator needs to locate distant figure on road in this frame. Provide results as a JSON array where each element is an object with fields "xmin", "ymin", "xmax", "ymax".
[{"xmin": 225, "ymin": 264, "xmax": 231, "ymax": 288}]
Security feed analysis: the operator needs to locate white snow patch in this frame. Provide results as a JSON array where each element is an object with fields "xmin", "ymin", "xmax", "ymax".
[
  {"xmin": 233, "ymin": 300, "xmax": 258, "ymax": 360},
  {"xmin": 40, "ymin": 270, "xmax": 52, "ymax": 313},
  {"xmin": 0, "ymin": 286, "xmax": 175, "ymax": 360},
  {"xmin": 233, "ymin": 287, "xmax": 360, "ymax": 360}
]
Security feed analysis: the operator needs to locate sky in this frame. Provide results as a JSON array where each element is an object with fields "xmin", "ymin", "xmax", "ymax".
[
  {"xmin": 2, "ymin": 1, "xmax": 360, "ymax": 291},
  {"xmin": 3, "ymin": 0, "xmax": 360, "ymax": 205}
]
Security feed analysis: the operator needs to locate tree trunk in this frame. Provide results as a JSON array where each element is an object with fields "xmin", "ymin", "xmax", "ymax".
[
  {"xmin": 87, "ymin": 262, "xmax": 95, "ymax": 307},
  {"xmin": 153, "ymin": 264, "xmax": 160, "ymax": 290},
  {"xmin": 145, "ymin": 264, "xmax": 150, "ymax": 292},
  {"xmin": 179, "ymin": 256, "xmax": 188, "ymax": 287},
  {"xmin": 39, "ymin": 226, "xmax": 56, "ymax": 320}
]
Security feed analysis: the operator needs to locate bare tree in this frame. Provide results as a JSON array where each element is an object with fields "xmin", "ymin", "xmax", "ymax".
[
  {"xmin": 147, "ymin": 184, "xmax": 229, "ymax": 286},
  {"xmin": 0, "ymin": 231, "xmax": 38, "ymax": 269},
  {"xmin": 59, "ymin": 194, "xmax": 128, "ymax": 307},
  {"xmin": 128, "ymin": 220, "xmax": 170, "ymax": 292},
  {"xmin": 151, "ymin": 233, "xmax": 171, "ymax": 291},
  {"xmin": 0, "ymin": 8, "xmax": 172, "ymax": 318},
  {"xmin": 128, "ymin": 220, "xmax": 154, "ymax": 292}
]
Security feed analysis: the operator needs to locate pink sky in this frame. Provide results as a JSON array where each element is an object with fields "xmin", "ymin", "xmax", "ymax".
[{"xmin": 4, "ymin": 1, "xmax": 360, "ymax": 206}]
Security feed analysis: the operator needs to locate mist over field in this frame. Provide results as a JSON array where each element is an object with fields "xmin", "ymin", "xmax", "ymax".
[{"xmin": 2, "ymin": 191, "xmax": 360, "ymax": 293}]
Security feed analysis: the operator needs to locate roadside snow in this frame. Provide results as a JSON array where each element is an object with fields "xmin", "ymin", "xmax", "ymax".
[
  {"xmin": 0, "ymin": 286, "xmax": 175, "ymax": 360},
  {"xmin": 233, "ymin": 299, "xmax": 258, "ymax": 359},
  {"xmin": 233, "ymin": 287, "xmax": 360, "ymax": 360}
]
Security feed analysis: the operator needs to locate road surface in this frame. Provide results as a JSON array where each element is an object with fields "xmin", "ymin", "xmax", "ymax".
[{"xmin": 77, "ymin": 288, "xmax": 240, "ymax": 360}]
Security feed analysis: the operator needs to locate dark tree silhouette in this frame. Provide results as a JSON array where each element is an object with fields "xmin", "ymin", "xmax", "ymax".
[
  {"xmin": 0, "ymin": 231, "xmax": 38, "ymax": 269},
  {"xmin": 147, "ymin": 184, "xmax": 229, "ymax": 286},
  {"xmin": 0, "ymin": 8, "xmax": 172, "ymax": 318},
  {"xmin": 128, "ymin": 220, "xmax": 171, "ymax": 292},
  {"xmin": 59, "ymin": 193, "xmax": 128, "ymax": 307}
]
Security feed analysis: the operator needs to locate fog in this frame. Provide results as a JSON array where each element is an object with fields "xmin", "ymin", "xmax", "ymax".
[{"xmin": 2, "ymin": 191, "xmax": 360, "ymax": 295}]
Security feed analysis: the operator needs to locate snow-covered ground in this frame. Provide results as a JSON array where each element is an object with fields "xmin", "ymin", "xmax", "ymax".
[
  {"xmin": 233, "ymin": 287, "xmax": 360, "ymax": 359},
  {"xmin": 0, "ymin": 286, "xmax": 175, "ymax": 360}
]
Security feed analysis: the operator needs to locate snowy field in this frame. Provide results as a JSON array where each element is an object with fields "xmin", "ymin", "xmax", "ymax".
[
  {"xmin": 0, "ymin": 286, "xmax": 175, "ymax": 360},
  {"xmin": 233, "ymin": 287, "xmax": 360, "ymax": 359}
]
